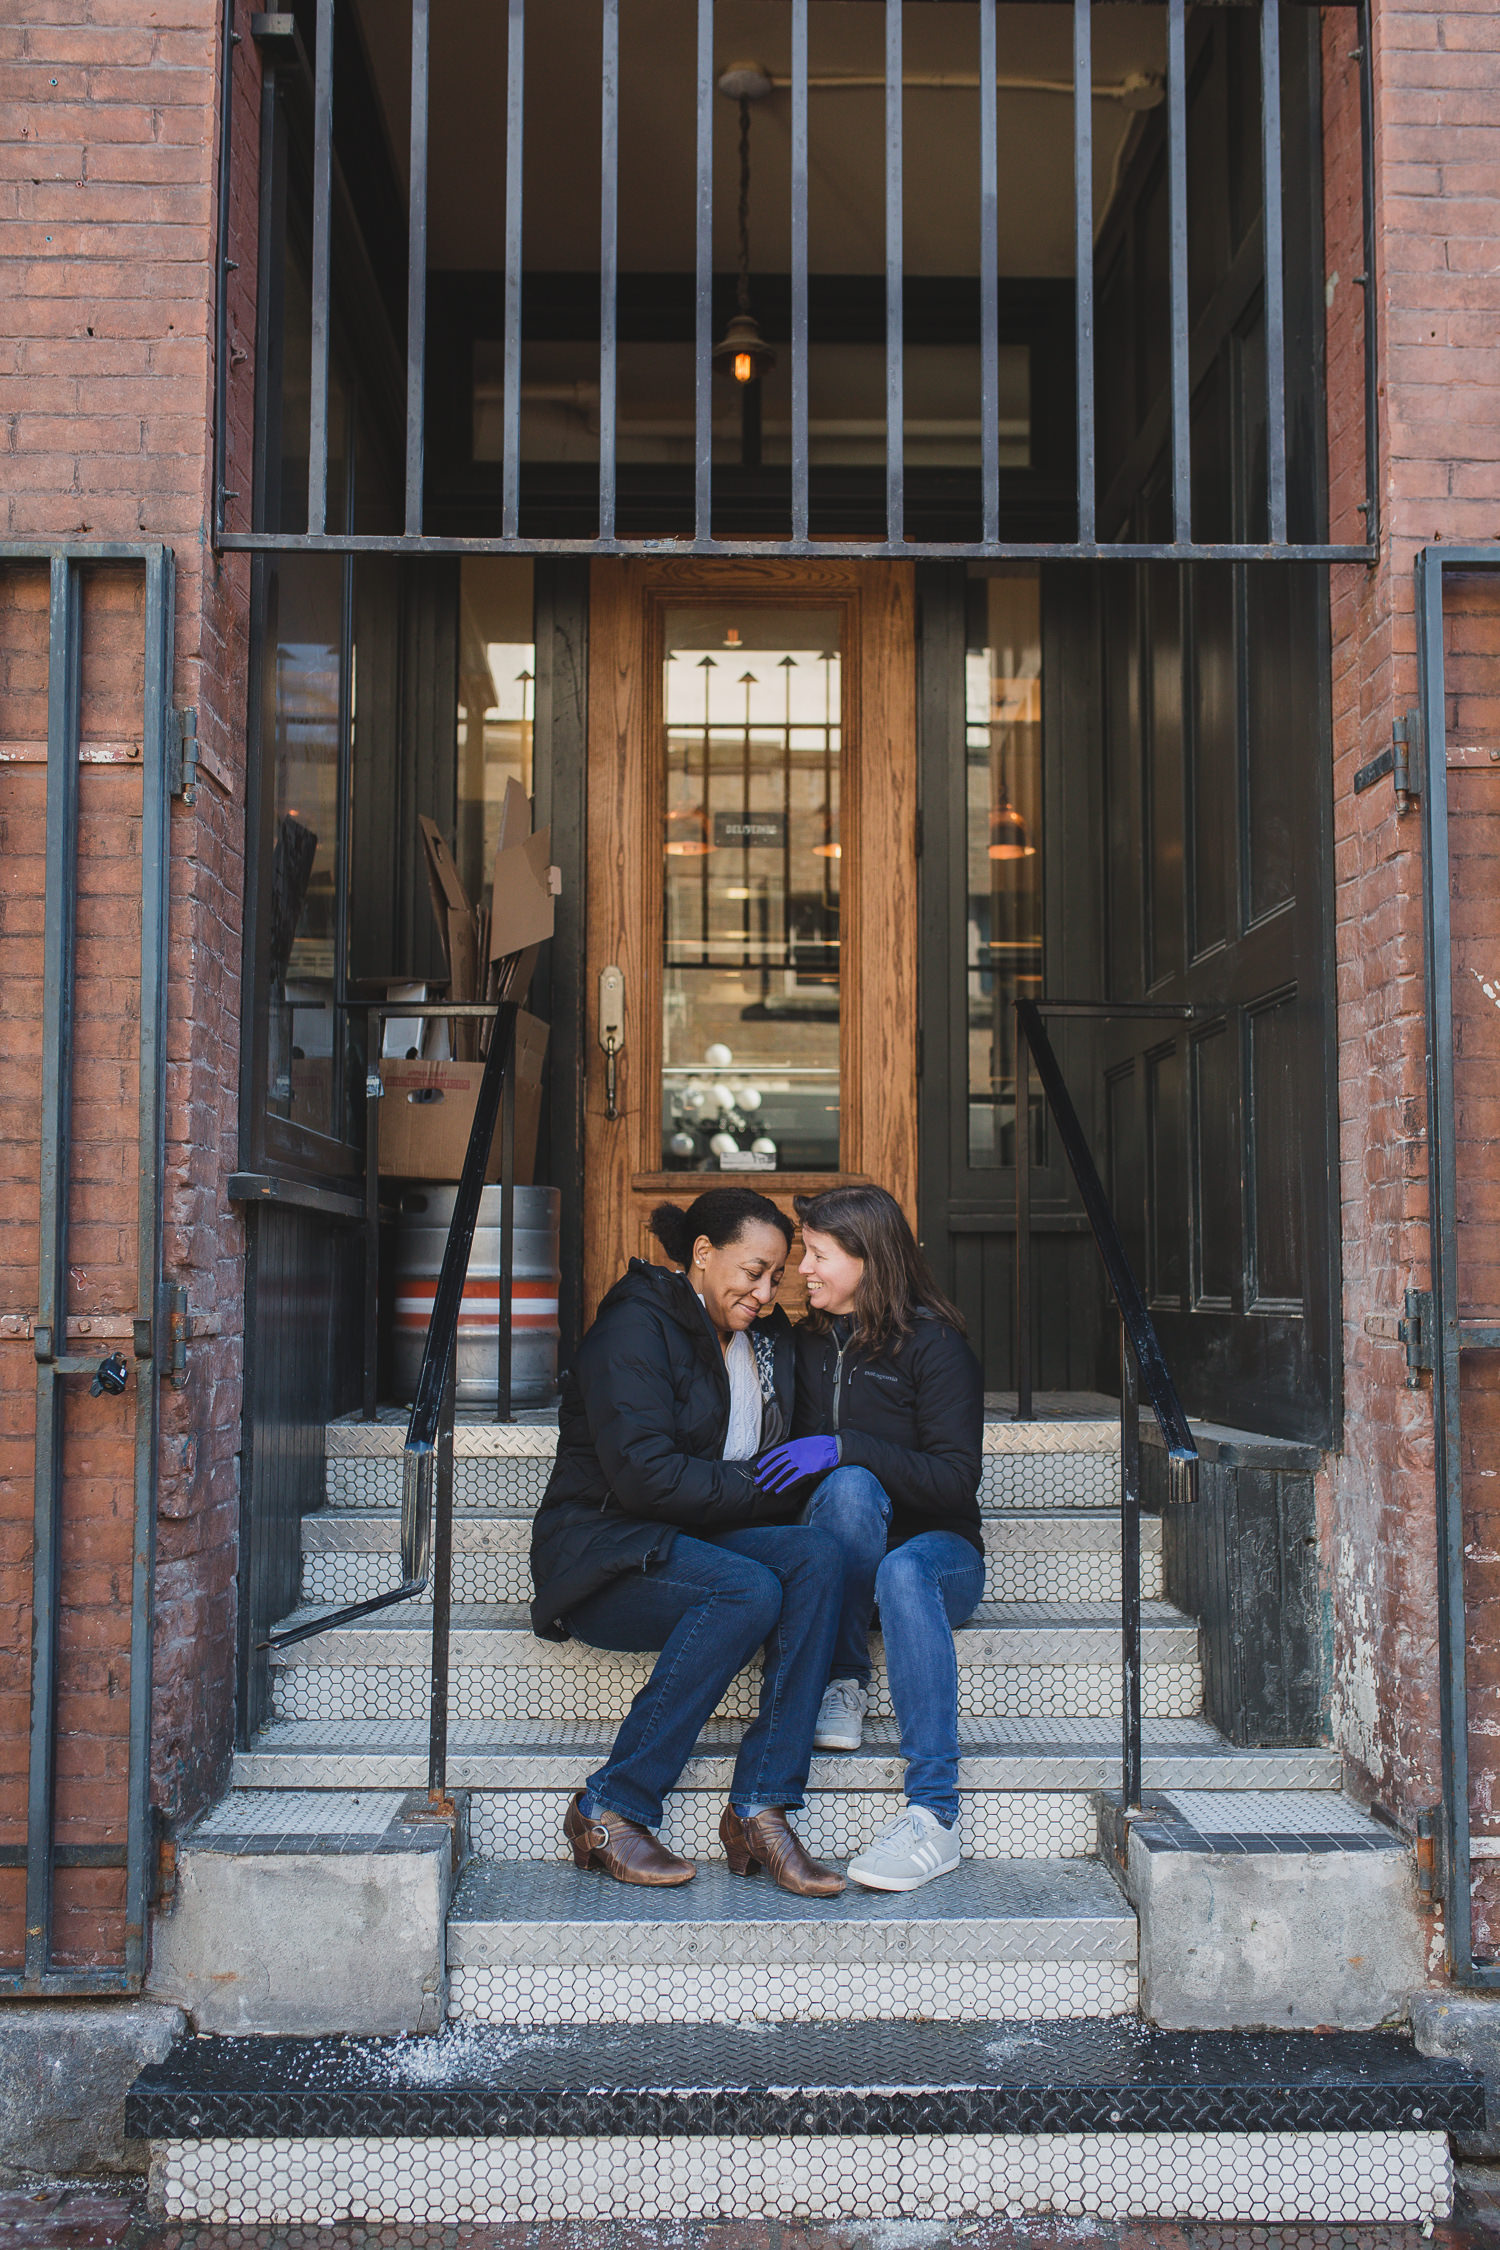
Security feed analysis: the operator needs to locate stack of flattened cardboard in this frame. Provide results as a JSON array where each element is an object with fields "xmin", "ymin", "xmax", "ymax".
[{"xmin": 379, "ymin": 781, "xmax": 558, "ymax": 1183}]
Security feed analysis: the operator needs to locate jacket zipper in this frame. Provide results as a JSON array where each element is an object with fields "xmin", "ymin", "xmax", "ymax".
[{"xmin": 831, "ymin": 1333, "xmax": 850, "ymax": 1433}]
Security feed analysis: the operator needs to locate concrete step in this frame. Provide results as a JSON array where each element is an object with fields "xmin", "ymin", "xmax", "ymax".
[
  {"xmin": 265, "ymin": 1599, "xmax": 1203, "ymax": 1726},
  {"xmin": 130, "ymin": 2018, "xmax": 1478, "ymax": 2225},
  {"xmin": 445, "ymin": 1857, "xmax": 1138, "ymax": 2025},
  {"xmin": 323, "ymin": 1416, "xmax": 1123, "ymax": 1515},
  {"xmin": 299, "ymin": 1507, "xmax": 1165, "ymax": 1610},
  {"xmin": 230, "ymin": 1717, "xmax": 1341, "ymax": 1865}
]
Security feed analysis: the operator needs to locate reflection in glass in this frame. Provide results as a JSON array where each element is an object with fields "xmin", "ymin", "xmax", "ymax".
[
  {"xmin": 661, "ymin": 607, "xmax": 842, "ymax": 1173},
  {"xmin": 267, "ymin": 556, "xmax": 343, "ymax": 1135},
  {"xmin": 967, "ymin": 571, "xmax": 1043, "ymax": 1166},
  {"xmin": 456, "ymin": 558, "xmax": 536, "ymax": 911}
]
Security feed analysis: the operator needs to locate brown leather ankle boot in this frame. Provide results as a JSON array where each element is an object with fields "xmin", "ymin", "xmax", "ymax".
[
  {"xmin": 720, "ymin": 1804, "xmax": 845, "ymax": 1896},
  {"xmin": 565, "ymin": 1791, "xmax": 695, "ymax": 1885}
]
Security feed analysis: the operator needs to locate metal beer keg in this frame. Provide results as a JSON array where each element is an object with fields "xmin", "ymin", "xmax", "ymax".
[{"xmin": 392, "ymin": 1184, "xmax": 561, "ymax": 1407}]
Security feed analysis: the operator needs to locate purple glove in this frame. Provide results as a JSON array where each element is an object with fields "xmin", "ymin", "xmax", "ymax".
[{"xmin": 755, "ymin": 1435, "xmax": 839, "ymax": 1494}]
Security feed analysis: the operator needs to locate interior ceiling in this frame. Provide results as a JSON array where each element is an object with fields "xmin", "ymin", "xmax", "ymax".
[{"xmin": 350, "ymin": 2, "xmax": 1165, "ymax": 279}]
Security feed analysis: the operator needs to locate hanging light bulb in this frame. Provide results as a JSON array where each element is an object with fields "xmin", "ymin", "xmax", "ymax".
[
  {"xmin": 712, "ymin": 71, "xmax": 777, "ymax": 389},
  {"xmin": 714, "ymin": 310, "xmax": 776, "ymax": 387},
  {"xmin": 988, "ymin": 787, "xmax": 1036, "ymax": 861},
  {"xmin": 665, "ymin": 807, "xmax": 714, "ymax": 856}
]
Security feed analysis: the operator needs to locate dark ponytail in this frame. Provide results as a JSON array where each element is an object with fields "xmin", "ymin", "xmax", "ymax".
[{"xmin": 650, "ymin": 1188, "xmax": 793, "ymax": 1269}]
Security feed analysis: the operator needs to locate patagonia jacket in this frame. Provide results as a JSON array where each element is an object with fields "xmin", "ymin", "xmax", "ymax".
[
  {"xmin": 791, "ymin": 1311, "xmax": 984, "ymax": 1554},
  {"xmin": 529, "ymin": 1259, "xmax": 795, "ymax": 1639}
]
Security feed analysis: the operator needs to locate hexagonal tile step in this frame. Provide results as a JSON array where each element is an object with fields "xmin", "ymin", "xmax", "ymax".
[
  {"xmin": 264, "ymin": 1601, "xmax": 1203, "ymax": 1727},
  {"xmin": 444, "ymin": 1857, "xmax": 1138, "ymax": 2025},
  {"xmin": 130, "ymin": 2019, "xmax": 1479, "ymax": 2224},
  {"xmin": 300, "ymin": 1508, "xmax": 1164, "ymax": 1609},
  {"xmin": 323, "ymin": 1415, "xmax": 1124, "ymax": 1515}
]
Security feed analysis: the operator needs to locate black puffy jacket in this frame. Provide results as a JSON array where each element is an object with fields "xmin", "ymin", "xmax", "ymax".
[
  {"xmin": 791, "ymin": 1313, "xmax": 984, "ymax": 1554},
  {"xmin": 529, "ymin": 1259, "xmax": 796, "ymax": 1639}
]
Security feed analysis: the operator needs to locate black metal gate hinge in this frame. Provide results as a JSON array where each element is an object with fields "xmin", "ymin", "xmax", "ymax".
[
  {"xmin": 1354, "ymin": 707, "xmax": 1422, "ymax": 813},
  {"xmin": 169, "ymin": 706, "xmax": 200, "ymax": 805},
  {"xmin": 1400, "ymin": 1287, "xmax": 1434, "ymax": 1385}
]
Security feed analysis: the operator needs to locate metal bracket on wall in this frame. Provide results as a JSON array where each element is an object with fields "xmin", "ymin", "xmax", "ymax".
[
  {"xmin": 169, "ymin": 707, "xmax": 199, "ymax": 805},
  {"xmin": 1400, "ymin": 1287, "xmax": 1434, "ymax": 1385},
  {"xmin": 1354, "ymin": 708, "xmax": 1422, "ymax": 813}
]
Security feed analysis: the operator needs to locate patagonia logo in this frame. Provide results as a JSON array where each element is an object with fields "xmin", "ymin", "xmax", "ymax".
[{"xmin": 866, "ymin": 1371, "xmax": 899, "ymax": 1384}]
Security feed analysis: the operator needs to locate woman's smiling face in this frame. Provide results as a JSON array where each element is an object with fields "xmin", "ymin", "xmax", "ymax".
[
  {"xmin": 799, "ymin": 1224, "xmax": 864, "ymax": 1319},
  {"xmin": 693, "ymin": 1220, "xmax": 789, "ymax": 1337}
]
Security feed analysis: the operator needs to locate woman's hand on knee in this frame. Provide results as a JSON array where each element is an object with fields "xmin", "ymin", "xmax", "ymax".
[{"xmin": 755, "ymin": 1435, "xmax": 839, "ymax": 1494}]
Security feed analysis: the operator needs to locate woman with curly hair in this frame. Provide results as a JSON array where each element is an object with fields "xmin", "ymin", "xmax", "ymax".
[{"xmin": 530, "ymin": 1186, "xmax": 844, "ymax": 1898}]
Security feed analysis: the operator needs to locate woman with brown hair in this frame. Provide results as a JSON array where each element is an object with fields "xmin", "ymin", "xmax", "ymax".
[{"xmin": 754, "ymin": 1183, "xmax": 985, "ymax": 1892}]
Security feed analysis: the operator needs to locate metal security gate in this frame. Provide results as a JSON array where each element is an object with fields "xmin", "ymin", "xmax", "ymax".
[
  {"xmin": 1414, "ymin": 544, "xmax": 1500, "ymax": 1986},
  {"xmin": 0, "ymin": 543, "xmax": 176, "ymax": 1993},
  {"xmin": 214, "ymin": 0, "xmax": 1377, "ymax": 569}
]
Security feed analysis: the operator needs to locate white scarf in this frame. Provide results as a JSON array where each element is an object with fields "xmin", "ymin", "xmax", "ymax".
[{"xmin": 722, "ymin": 1327, "xmax": 764, "ymax": 1461}]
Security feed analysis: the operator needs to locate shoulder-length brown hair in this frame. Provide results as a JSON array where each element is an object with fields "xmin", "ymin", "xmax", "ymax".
[{"xmin": 793, "ymin": 1184, "xmax": 965, "ymax": 1357}]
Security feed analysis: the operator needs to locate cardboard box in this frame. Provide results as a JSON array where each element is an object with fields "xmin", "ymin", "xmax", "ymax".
[
  {"xmin": 489, "ymin": 789, "xmax": 558, "ymax": 960},
  {"xmin": 379, "ymin": 1010, "xmax": 549, "ymax": 1183},
  {"xmin": 489, "ymin": 828, "xmax": 557, "ymax": 959},
  {"xmin": 419, "ymin": 816, "xmax": 482, "ymax": 1058}
]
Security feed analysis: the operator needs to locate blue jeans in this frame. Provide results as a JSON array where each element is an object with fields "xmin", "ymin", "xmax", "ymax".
[
  {"xmin": 565, "ymin": 1524, "xmax": 842, "ymax": 1831},
  {"xmin": 800, "ymin": 1469, "xmax": 985, "ymax": 1828},
  {"xmin": 877, "ymin": 1532, "xmax": 986, "ymax": 1827},
  {"xmin": 799, "ymin": 1466, "xmax": 891, "ymax": 1687}
]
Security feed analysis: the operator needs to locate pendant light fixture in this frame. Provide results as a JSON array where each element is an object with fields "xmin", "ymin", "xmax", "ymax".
[
  {"xmin": 665, "ymin": 807, "xmax": 714, "ymax": 856},
  {"xmin": 988, "ymin": 786, "xmax": 1036, "ymax": 861},
  {"xmin": 713, "ymin": 64, "xmax": 776, "ymax": 393}
]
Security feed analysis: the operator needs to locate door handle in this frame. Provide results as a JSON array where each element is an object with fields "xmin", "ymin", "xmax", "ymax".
[{"xmin": 598, "ymin": 965, "xmax": 625, "ymax": 1121}]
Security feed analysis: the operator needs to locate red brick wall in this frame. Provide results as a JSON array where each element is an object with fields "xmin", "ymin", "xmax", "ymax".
[
  {"xmin": 0, "ymin": 0, "xmax": 260, "ymax": 1968},
  {"xmin": 1322, "ymin": 0, "xmax": 1500, "ymax": 1953}
]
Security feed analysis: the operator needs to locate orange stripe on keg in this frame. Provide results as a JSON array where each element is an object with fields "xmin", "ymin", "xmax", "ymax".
[{"xmin": 393, "ymin": 1278, "xmax": 558, "ymax": 1331}]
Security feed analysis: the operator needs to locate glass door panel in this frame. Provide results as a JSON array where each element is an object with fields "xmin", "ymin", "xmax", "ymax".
[
  {"xmin": 660, "ymin": 605, "xmax": 843, "ymax": 1175},
  {"xmin": 966, "ymin": 571, "xmax": 1044, "ymax": 1165}
]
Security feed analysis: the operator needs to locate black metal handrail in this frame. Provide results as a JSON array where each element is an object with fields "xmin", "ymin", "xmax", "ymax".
[
  {"xmin": 1014, "ymin": 998, "xmax": 1199, "ymax": 1812},
  {"xmin": 262, "ymin": 1003, "xmax": 519, "ymax": 1719}
]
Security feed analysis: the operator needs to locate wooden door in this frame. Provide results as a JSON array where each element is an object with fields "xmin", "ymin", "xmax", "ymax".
[{"xmin": 583, "ymin": 557, "xmax": 917, "ymax": 1319}]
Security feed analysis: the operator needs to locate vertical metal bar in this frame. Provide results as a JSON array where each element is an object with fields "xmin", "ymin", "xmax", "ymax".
[
  {"xmin": 1073, "ymin": 0, "xmax": 1095, "ymax": 546},
  {"xmin": 364, "ymin": 1006, "xmax": 382, "ymax": 1419},
  {"xmin": 27, "ymin": 556, "xmax": 82, "ymax": 1984},
  {"xmin": 598, "ymin": 0, "xmax": 619, "ymax": 543},
  {"xmin": 1014, "ymin": 1006, "xmax": 1032, "ymax": 1420},
  {"xmin": 306, "ymin": 0, "xmax": 335, "ymax": 537},
  {"xmin": 1165, "ymin": 0, "xmax": 1191, "ymax": 547},
  {"xmin": 332, "ymin": 549, "xmax": 354, "ymax": 1134},
  {"xmin": 978, "ymin": 0, "xmax": 999, "ymax": 547},
  {"xmin": 501, "ymin": 0, "xmax": 525, "ymax": 542},
  {"xmin": 1418, "ymin": 552, "xmax": 1470, "ymax": 1976},
  {"xmin": 1355, "ymin": 0, "xmax": 1380, "ymax": 551},
  {"xmin": 427, "ymin": 1361, "xmax": 456, "ymax": 1804},
  {"xmin": 213, "ymin": 0, "xmax": 237, "ymax": 539},
  {"xmin": 694, "ymin": 0, "xmax": 714, "ymax": 544},
  {"xmin": 790, "ymin": 0, "xmax": 810, "ymax": 544},
  {"xmin": 404, "ymin": 0, "xmax": 430, "ymax": 537},
  {"xmin": 1260, "ymin": 0, "xmax": 1287, "ymax": 544},
  {"xmin": 498, "ymin": 1067, "xmax": 515, "ymax": 1424},
  {"xmin": 885, "ymin": 0, "xmax": 904, "ymax": 547},
  {"xmin": 1120, "ymin": 1321, "xmax": 1143, "ymax": 1813},
  {"xmin": 125, "ymin": 548, "xmax": 173, "ymax": 1981}
]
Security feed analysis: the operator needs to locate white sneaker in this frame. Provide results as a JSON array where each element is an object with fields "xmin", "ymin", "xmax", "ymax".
[
  {"xmin": 813, "ymin": 1678, "xmax": 868, "ymax": 1751},
  {"xmin": 847, "ymin": 1804, "xmax": 961, "ymax": 1892}
]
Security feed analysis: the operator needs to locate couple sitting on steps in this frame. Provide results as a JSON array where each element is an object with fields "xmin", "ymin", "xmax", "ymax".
[{"xmin": 528, "ymin": 1182, "xmax": 985, "ymax": 1899}]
